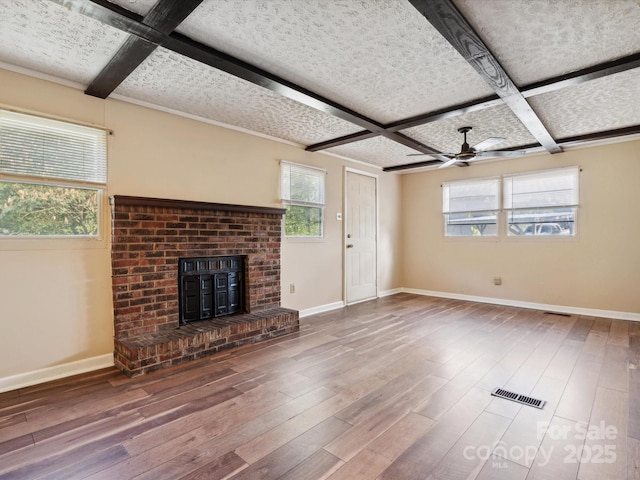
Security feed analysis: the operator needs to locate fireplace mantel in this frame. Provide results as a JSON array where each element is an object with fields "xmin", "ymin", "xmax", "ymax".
[
  {"xmin": 110, "ymin": 195, "xmax": 298, "ymax": 376},
  {"xmin": 110, "ymin": 195, "xmax": 286, "ymax": 216}
]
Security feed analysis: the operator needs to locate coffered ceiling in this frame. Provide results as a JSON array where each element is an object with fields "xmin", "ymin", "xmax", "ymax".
[{"xmin": 1, "ymin": 0, "xmax": 639, "ymax": 171}]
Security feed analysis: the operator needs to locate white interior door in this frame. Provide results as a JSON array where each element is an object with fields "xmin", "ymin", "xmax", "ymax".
[{"xmin": 345, "ymin": 170, "xmax": 377, "ymax": 304}]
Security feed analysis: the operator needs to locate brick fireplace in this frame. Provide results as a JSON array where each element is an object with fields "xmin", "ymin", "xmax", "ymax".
[{"xmin": 110, "ymin": 195, "xmax": 299, "ymax": 376}]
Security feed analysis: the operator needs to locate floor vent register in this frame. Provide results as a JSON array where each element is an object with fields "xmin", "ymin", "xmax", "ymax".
[{"xmin": 491, "ymin": 387, "xmax": 546, "ymax": 409}]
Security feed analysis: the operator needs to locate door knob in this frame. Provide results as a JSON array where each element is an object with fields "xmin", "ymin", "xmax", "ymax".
[{"xmin": 346, "ymin": 244, "xmax": 354, "ymax": 248}]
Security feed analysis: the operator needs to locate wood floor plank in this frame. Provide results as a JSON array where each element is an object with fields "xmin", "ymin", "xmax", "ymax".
[
  {"xmin": 598, "ymin": 343, "xmax": 629, "ymax": 392},
  {"xmin": 0, "ymin": 295, "xmax": 633, "ymax": 480},
  {"xmin": 608, "ymin": 319, "xmax": 629, "ymax": 347},
  {"xmin": 0, "ymin": 412, "xmax": 26, "ymax": 430},
  {"xmin": 85, "ymin": 387, "xmax": 302, "ymax": 479},
  {"xmin": 526, "ymin": 416, "xmax": 584, "ymax": 480},
  {"xmin": 134, "ymin": 448, "xmax": 247, "ymax": 480},
  {"xmin": 37, "ymin": 444, "xmax": 130, "ymax": 480},
  {"xmin": 125, "ymin": 385, "xmax": 325, "ymax": 458},
  {"xmin": 324, "ymin": 375, "xmax": 447, "ymax": 462},
  {"xmin": 628, "ymin": 334, "xmax": 640, "ymax": 440},
  {"xmin": 566, "ymin": 316, "xmax": 595, "ymax": 342},
  {"xmin": 7, "ymin": 388, "xmax": 150, "ymax": 444},
  {"xmin": 326, "ymin": 412, "xmax": 434, "ymax": 480},
  {"xmin": 555, "ymin": 359, "xmax": 602, "ymax": 424},
  {"xmin": 576, "ymin": 386, "xmax": 627, "ymax": 480},
  {"xmin": 417, "ymin": 356, "xmax": 497, "ymax": 420},
  {"xmin": 231, "ymin": 416, "xmax": 350, "ymax": 480},
  {"xmin": 0, "ymin": 410, "xmax": 146, "ymax": 478},
  {"xmin": 276, "ymin": 448, "xmax": 343, "ymax": 480},
  {"xmin": 578, "ymin": 330, "xmax": 608, "ymax": 364},
  {"xmin": 523, "ymin": 329, "xmax": 567, "ymax": 370},
  {"xmin": 628, "ymin": 436, "xmax": 640, "ymax": 479},
  {"xmin": 474, "ymin": 455, "xmax": 529, "ymax": 479},
  {"xmin": 494, "ymin": 375, "xmax": 565, "ymax": 468},
  {"xmin": 425, "ymin": 411, "xmax": 512, "ymax": 479},
  {"xmin": 378, "ymin": 387, "xmax": 493, "ymax": 480},
  {"xmin": 234, "ymin": 376, "xmax": 385, "ymax": 464},
  {"xmin": 177, "ymin": 451, "xmax": 247, "ymax": 480},
  {"xmin": 0, "ymin": 432, "xmax": 33, "ymax": 456},
  {"xmin": 543, "ymin": 340, "xmax": 582, "ymax": 382},
  {"xmin": 333, "ymin": 361, "xmax": 437, "ymax": 425}
]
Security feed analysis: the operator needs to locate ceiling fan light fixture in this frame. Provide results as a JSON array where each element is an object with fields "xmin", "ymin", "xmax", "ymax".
[{"xmin": 455, "ymin": 126, "xmax": 476, "ymax": 160}]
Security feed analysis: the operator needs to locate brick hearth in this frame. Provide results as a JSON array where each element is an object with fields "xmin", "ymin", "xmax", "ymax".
[{"xmin": 110, "ymin": 196, "xmax": 299, "ymax": 376}]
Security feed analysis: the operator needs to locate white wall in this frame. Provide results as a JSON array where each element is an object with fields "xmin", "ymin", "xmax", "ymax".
[{"xmin": 0, "ymin": 68, "xmax": 402, "ymax": 382}]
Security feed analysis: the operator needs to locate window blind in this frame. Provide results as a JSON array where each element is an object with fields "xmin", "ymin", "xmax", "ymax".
[
  {"xmin": 280, "ymin": 161, "xmax": 326, "ymax": 207},
  {"xmin": 0, "ymin": 110, "xmax": 107, "ymax": 184},
  {"xmin": 443, "ymin": 177, "xmax": 500, "ymax": 214},
  {"xmin": 503, "ymin": 167, "xmax": 579, "ymax": 210}
]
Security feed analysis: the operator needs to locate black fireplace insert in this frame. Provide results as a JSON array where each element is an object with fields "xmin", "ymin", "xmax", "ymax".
[{"xmin": 178, "ymin": 256, "xmax": 245, "ymax": 324}]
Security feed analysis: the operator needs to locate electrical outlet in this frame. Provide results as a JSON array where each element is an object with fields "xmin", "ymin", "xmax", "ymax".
[
  {"xmin": 290, "ymin": 283, "xmax": 295, "ymax": 293},
  {"xmin": 493, "ymin": 277, "xmax": 502, "ymax": 286}
]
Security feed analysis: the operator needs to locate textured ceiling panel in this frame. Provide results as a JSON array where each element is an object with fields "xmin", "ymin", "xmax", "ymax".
[
  {"xmin": 454, "ymin": 0, "xmax": 640, "ymax": 86},
  {"xmin": 0, "ymin": 0, "xmax": 128, "ymax": 85},
  {"xmin": 162, "ymin": 0, "xmax": 495, "ymax": 123},
  {"xmin": 326, "ymin": 136, "xmax": 431, "ymax": 168},
  {"xmin": 115, "ymin": 48, "xmax": 362, "ymax": 145},
  {"xmin": 403, "ymin": 104, "xmax": 538, "ymax": 153},
  {"xmin": 529, "ymin": 67, "xmax": 640, "ymax": 139},
  {"xmin": 2, "ymin": 0, "xmax": 638, "ymax": 172}
]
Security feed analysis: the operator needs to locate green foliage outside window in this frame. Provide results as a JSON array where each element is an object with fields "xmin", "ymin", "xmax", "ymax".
[
  {"xmin": 0, "ymin": 181, "xmax": 98, "ymax": 236},
  {"xmin": 284, "ymin": 205, "xmax": 322, "ymax": 237}
]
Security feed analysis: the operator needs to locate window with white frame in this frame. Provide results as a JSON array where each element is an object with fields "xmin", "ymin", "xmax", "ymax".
[
  {"xmin": 442, "ymin": 167, "xmax": 579, "ymax": 238},
  {"xmin": 0, "ymin": 110, "xmax": 107, "ymax": 237},
  {"xmin": 504, "ymin": 167, "xmax": 579, "ymax": 236},
  {"xmin": 280, "ymin": 161, "xmax": 325, "ymax": 237},
  {"xmin": 442, "ymin": 177, "xmax": 500, "ymax": 236}
]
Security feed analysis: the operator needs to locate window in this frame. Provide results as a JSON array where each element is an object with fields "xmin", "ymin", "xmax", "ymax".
[
  {"xmin": 280, "ymin": 161, "xmax": 325, "ymax": 237},
  {"xmin": 442, "ymin": 167, "xmax": 579, "ymax": 238},
  {"xmin": 443, "ymin": 177, "xmax": 499, "ymax": 236},
  {"xmin": 504, "ymin": 167, "xmax": 578, "ymax": 236},
  {"xmin": 0, "ymin": 110, "xmax": 107, "ymax": 237}
]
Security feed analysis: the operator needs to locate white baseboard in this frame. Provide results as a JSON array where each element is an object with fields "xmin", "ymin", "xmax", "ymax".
[
  {"xmin": 378, "ymin": 288, "xmax": 403, "ymax": 297},
  {"xmin": 299, "ymin": 301, "xmax": 345, "ymax": 318},
  {"xmin": 402, "ymin": 288, "xmax": 640, "ymax": 322},
  {"xmin": 0, "ymin": 353, "xmax": 114, "ymax": 394}
]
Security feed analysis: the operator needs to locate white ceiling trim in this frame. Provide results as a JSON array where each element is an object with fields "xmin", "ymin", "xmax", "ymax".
[{"xmin": 0, "ymin": 61, "xmax": 85, "ymax": 91}]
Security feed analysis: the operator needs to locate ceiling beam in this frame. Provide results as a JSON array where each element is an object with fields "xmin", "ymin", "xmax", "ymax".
[
  {"xmin": 85, "ymin": 0, "xmax": 205, "ymax": 98},
  {"xmin": 521, "ymin": 53, "xmax": 640, "ymax": 98},
  {"xmin": 307, "ymin": 52, "xmax": 640, "ymax": 153},
  {"xmin": 306, "ymin": 94, "xmax": 502, "ymax": 151},
  {"xmin": 57, "ymin": 0, "xmax": 450, "ymax": 161},
  {"xmin": 382, "ymin": 159, "xmax": 444, "ymax": 172},
  {"xmin": 305, "ymin": 130, "xmax": 381, "ymax": 151},
  {"xmin": 383, "ymin": 124, "xmax": 640, "ymax": 172},
  {"xmin": 408, "ymin": 0, "xmax": 562, "ymax": 154},
  {"xmin": 557, "ymin": 124, "xmax": 640, "ymax": 146}
]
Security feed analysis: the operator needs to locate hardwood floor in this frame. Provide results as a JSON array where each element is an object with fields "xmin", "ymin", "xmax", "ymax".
[{"xmin": 1, "ymin": 294, "xmax": 638, "ymax": 479}]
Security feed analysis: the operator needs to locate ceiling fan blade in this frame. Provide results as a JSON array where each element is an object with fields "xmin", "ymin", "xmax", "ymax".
[
  {"xmin": 474, "ymin": 149, "xmax": 526, "ymax": 159},
  {"xmin": 473, "ymin": 136, "xmax": 506, "ymax": 151},
  {"xmin": 406, "ymin": 153, "xmax": 430, "ymax": 156},
  {"xmin": 438, "ymin": 158, "xmax": 459, "ymax": 169}
]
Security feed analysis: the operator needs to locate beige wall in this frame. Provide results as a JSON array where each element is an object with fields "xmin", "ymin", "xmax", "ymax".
[
  {"xmin": 401, "ymin": 140, "xmax": 640, "ymax": 314},
  {"xmin": 0, "ymin": 68, "xmax": 402, "ymax": 379},
  {"xmin": 4, "ymin": 64, "xmax": 637, "ymax": 382}
]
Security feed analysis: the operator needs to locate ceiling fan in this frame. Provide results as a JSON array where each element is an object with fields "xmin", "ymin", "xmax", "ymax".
[{"xmin": 408, "ymin": 126, "xmax": 525, "ymax": 168}]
